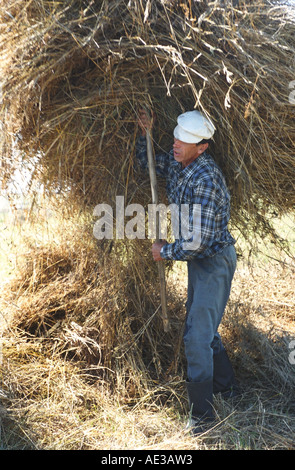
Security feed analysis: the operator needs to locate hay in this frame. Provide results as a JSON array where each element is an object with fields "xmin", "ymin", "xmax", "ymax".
[
  {"xmin": 0, "ymin": 207, "xmax": 185, "ymax": 394},
  {"xmin": 0, "ymin": 0, "xmax": 295, "ymax": 408},
  {"xmin": 0, "ymin": 0, "xmax": 294, "ymax": 240},
  {"xmin": 1, "ymin": 222, "xmax": 295, "ymax": 449}
]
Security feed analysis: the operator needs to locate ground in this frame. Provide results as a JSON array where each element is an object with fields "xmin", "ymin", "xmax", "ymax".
[{"xmin": 0, "ymin": 206, "xmax": 294, "ymax": 450}]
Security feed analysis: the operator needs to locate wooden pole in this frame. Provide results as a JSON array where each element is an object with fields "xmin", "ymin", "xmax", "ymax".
[{"xmin": 145, "ymin": 117, "xmax": 170, "ymax": 333}]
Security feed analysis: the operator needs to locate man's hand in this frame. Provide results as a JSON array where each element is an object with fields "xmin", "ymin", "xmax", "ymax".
[
  {"xmin": 138, "ymin": 108, "xmax": 155, "ymax": 137},
  {"xmin": 152, "ymin": 241, "xmax": 167, "ymax": 261}
]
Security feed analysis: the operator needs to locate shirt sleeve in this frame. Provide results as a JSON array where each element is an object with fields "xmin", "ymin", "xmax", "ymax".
[
  {"xmin": 135, "ymin": 135, "xmax": 172, "ymax": 178},
  {"xmin": 160, "ymin": 179, "xmax": 217, "ymax": 260}
]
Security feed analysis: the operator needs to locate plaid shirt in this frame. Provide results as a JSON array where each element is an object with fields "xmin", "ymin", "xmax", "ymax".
[{"xmin": 136, "ymin": 136, "xmax": 235, "ymax": 261}]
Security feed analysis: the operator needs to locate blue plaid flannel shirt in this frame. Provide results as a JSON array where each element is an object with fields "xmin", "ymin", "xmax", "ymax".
[{"xmin": 136, "ymin": 136, "xmax": 235, "ymax": 261}]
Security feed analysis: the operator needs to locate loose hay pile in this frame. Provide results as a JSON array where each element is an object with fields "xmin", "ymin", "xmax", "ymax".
[
  {"xmin": 0, "ymin": 0, "xmax": 295, "ymax": 394},
  {"xmin": 0, "ymin": 208, "xmax": 185, "ymax": 396},
  {"xmin": 1, "ymin": 211, "xmax": 295, "ymax": 449},
  {"xmin": 1, "ymin": 1, "xmax": 295, "ymax": 228}
]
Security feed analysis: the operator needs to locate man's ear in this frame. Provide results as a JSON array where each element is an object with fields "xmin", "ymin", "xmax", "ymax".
[{"xmin": 197, "ymin": 142, "xmax": 209, "ymax": 154}]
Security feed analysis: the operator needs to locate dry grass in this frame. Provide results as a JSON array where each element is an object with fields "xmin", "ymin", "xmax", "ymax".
[
  {"xmin": 0, "ymin": 205, "xmax": 294, "ymax": 450},
  {"xmin": 1, "ymin": 0, "xmax": 295, "ymax": 450}
]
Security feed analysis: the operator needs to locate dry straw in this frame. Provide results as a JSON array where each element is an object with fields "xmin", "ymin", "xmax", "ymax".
[
  {"xmin": 1, "ymin": 1, "xmax": 294, "ymax": 235},
  {"xmin": 0, "ymin": 0, "xmax": 295, "ymax": 405}
]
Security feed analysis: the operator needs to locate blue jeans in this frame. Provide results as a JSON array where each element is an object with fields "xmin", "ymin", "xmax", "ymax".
[{"xmin": 184, "ymin": 244, "xmax": 237, "ymax": 383}]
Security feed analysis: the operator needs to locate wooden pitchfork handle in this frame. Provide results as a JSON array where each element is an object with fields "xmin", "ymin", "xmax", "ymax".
[{"xmin": 144, "ymin": 108, "xmax": 170, "ymax": 332}]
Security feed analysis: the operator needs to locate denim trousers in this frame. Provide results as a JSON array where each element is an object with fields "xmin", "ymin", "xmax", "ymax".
[{"xmin": 184, "ymin": 244, "xmax": 237, "ymax": 383}]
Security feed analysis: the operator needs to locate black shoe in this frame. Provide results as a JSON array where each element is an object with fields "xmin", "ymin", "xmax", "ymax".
[
  {"xmin": 185, "ymin": 379, "xmax": 214, "ymax": 436},
  {"xmin": 186, "ymin": 416, "xmax": 215, "ymax": 436}
]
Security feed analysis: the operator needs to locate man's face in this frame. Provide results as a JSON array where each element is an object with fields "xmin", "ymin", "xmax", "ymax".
[{"xmin": 173, "ymin": 139, "xmax": 208, "ymax": 168}]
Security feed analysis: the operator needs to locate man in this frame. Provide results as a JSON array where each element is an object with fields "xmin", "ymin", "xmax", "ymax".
[{"xmin": 136, "ymin": 109, "xmax": 238, "ymax": 434}]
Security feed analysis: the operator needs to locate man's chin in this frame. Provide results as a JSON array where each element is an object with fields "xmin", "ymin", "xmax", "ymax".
[{"xmin": 173, "ymin": 153, "xmax": 182, "ymax": 161}]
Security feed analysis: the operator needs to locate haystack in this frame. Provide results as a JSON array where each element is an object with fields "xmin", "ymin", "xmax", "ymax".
[
  {"xmin": 0, "ymin": 0, "xmax": 294, "ymax": 390},
  {"xmin": 1, "ymin": 0, "xmax": 295, "ymax": 222}
]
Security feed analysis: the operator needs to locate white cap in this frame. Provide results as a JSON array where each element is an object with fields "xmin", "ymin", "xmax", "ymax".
[{"xmin": 173, "ymin": 110, "xmax": 215, "ymax": 144}]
